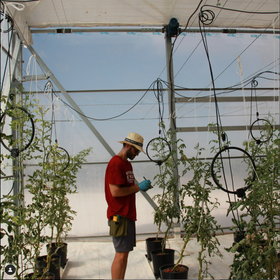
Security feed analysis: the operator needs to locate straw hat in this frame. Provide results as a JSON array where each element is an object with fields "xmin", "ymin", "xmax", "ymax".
[{"xmin": 119, "ymin": 132, "xmax": 145, "ymax": 153}]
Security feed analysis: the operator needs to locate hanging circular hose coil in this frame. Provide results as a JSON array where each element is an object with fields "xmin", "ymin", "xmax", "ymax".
[
  {"xmin": 0, "ymin": 106, "xmax": 35, "ymax": 157},
  {"xmin": 211, "ymin": 146, "xmax": 257, "ymax": 198},
  {"xmin": 146, "ymin": 137, "xmax": 171, "ymax": 166}
]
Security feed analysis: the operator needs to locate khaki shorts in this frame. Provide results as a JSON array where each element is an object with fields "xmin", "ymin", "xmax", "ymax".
[{"xmin": 109, "ymin": 218, "xmax": 136, "ymax": 252}]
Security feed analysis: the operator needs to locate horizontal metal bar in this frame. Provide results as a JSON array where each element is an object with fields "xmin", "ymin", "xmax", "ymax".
[
  {"xmin": 175, "ymin": 95, "xmax": 279, "ymax": 103},
  {"xmin": 30, "ymin": 27, "xmax": 280, "ymax": 35},
  {"xmin": 22, "ymin": 87, "xmax": 279, "ymax": 94},
  {"xmin": 31, "ymin": 27, "xmax": 164, "ymax": 34},
  {"xmin": 23, "ymin": 154, "xmax": 267, "ymax": 167},
  {"xmin": 24, "ymin": 159, "xmax": 151, "ymax": 166},
  {"xmin": 177, "ymin": 124, "xmax": 280, "ymax": 132},
  {"xmin": 173, "ymin": 87, "xmax": 278, "ymax": 92}
]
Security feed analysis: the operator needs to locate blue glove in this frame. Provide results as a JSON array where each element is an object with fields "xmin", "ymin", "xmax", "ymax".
[{"xmin": 138, "ymin": 179, "xmax": 152, "ymax": 192}]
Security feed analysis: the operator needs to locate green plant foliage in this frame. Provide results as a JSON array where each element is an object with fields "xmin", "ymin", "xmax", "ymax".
[
  {"xmin": 152, "ymin": 128, "xmax": 187, "ymax": 244},
  {"xmin": 228, "ymin": 126, "xmax": 280, "ymax": 280},
  {"xmin": 0, "ymin": 196, "xmax": 32, "ymax": 279},
  {"xmin": 1, "ymin": 94, "xmax": 92, "ymax": 279},
  {"xmin": 179, "ymin": 143, "xmax": 222, "ymax": 279},
  {"xmin": 151, "ymin": 126, "xmax": 222, "ymax": 279}
]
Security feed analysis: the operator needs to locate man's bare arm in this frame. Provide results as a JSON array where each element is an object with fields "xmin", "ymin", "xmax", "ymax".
[{"xmin": 109, "ymin": 183, "xmax": 140, "ymax": 197}]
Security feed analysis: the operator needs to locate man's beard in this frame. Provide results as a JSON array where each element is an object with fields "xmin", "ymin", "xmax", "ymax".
[{"xmin": 127, "ymin": 148, "xmax": 136, "ymax": 160}]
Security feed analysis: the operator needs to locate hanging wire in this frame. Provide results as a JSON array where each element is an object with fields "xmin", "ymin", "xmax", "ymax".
[
  {"xmin": 170, "ymin": 1, "xmax": 277, "ymax": 93},
  {"xmin": 174, "ymin": 0, "xmax": 233, "ymax": 79},
  {"xmin": 49, "ymin": 82, "xmax": 58, "ymax": 143},
  {"xmin": 44, "ymin": 80, "xmax": 70, "ymax": 172},
  {"xmin": 200, "ymin": 4, "xmax": 279, "ymax": 16},
  {"xmin": 250, "ymin": 79, "xmax": 259, "ymax": 126},
  {"xmin": 195, "ymin": 4, "xmax": 280, "ymax": 94},
  {"xmin": 196, "ymin": 6, "xmax": 263, "ymax": 231},
  {"xmin": 153, "ymin": 78, "xmax": 165, "ymax": 136},
  {"xmin": 164, "ymin": 0, "xmax": 205, "ymax": 132},
  {"xmin": 198, "ymin": 10, "xmax": 225, "ymax": 147},
  {"xmin": 0, "ymin": 4, "xmax": 14, "ymax": 33},
  {"xmin": 146, "ymin": 79, "xmax": 171, "ymax": 166},
  {"xmin": 248, "ymin": 78, "xmax": 274, "ymax": 145},
  {"xmin": 173, "ymin": 3, "xmax": 279, "ymax": 99},
  {"xmin": 51, "ymin": 79, "xmax": 155, "ymax": 121},
  {"xmin": 171, "ymin": 69, "xmax": 280, "ymax": 100}
]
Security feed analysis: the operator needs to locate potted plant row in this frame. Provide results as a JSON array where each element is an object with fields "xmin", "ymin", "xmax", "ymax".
[
  {"xmin": 146, "ymin": 127, "xmax": 222, "ymax": 279},
  {"xmin": 146, "ymin": 128, "xmax": 186, "ymax": 278},
  {"xmin": 228, "ymin": 122, "xmax": 280, "ymax": 280},
  {"xmin": 1, "ymin": 96, "xmax": 91, "ymax": 279}
]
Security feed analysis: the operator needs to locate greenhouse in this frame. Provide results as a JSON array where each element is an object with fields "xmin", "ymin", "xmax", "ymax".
[{"xmin": 1, "ymin": 0, "xmax": 279, "ymax": 279}]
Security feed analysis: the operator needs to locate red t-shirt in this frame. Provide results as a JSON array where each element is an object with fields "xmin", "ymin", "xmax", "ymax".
[{"xmin": 105, "ymin": 155, "xmax": 137, "ymax": 221}]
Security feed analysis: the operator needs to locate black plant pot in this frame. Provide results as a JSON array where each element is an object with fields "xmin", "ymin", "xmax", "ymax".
[
  {"xmin": 151, "ymin": 248, "xmax": 174, "ymax": 278},
  {"xmin": 160, "ymin": 264, "xmax": 189, "ymax": 279},
  {"xmin": 24, "ymin": 273, "xmax": 34, "ymax": 279},
  {"xmin": 145, "ymin": 237, "xmax": 165, "ymax": 261},
  {"xmin": 234, "ymin": 230, "xmax": 245, "ymax": 243},
  {"xmin": 35, "ymin": 255, "xmax": 61, "ymax": 279},
  {"xmin": 47, "ymin": 242, "xmax": 68, "ymax": 268}
]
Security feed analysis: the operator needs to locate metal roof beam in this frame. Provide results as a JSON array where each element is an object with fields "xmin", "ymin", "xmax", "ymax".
[
  {"xmin": 30, "ymin": 27, "xmax": 280, "ymax": 35},
  {"xmin": 23, "ymin": 86, "xmax": 280, "ymax": 95}
]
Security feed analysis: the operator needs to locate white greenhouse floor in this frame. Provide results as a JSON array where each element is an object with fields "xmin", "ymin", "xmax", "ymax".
[{"xmin": 62, "ymin": 233, "xmax": 234, "ymax": 279}]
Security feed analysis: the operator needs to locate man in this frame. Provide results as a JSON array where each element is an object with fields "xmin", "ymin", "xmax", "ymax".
[{"xmin": 105, "ymin": 132, "xmax": 151, "ymax": 280}]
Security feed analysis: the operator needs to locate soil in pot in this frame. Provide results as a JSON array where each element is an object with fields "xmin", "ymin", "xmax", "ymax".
[
  {"xmin": 160, "ymin": 264, "xmax": 189, "ymax": 279},
  {"xmin": 47, "ymin": 242, "xmax": 68, "ymax": 268},
  {"xmin": 151, "ymin": 248, "xmax": 174, "ymax": 278},
  {"xmin": 35, "ymin": 255, "xmax": 61, "ymax": 279},
  {"xmin": 146, "ymin": 237, "xmax": 165, "ymax": 261}
]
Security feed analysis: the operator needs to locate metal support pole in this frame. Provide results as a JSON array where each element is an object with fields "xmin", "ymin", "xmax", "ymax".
[
  {"xmin": 11, "ymin": 44, "xmax": 25, "ymax": 207},
  {"xmin": 165, "ymin": 19, "xmax": 180, "ymax": 232},
  {"xmin": 1, "ymin": 36, "xmax": 21, "ymax": 111},
  {"xmin": 0, "ymin": 34, "xmax": 22, "ymax": 204}
]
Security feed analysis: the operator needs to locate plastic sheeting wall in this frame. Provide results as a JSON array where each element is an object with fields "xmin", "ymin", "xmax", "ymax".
[
  {"xmin": 23, "ymin": 160, "xmax": 241, "ymax": 237},
  {"xmin": 4, "ymin": 24, "xmax": 276, "ymax": 239}
]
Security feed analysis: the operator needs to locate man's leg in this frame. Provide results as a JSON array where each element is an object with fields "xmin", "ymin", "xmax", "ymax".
[{"xmin": 111, "ymin": 251, "xmax": 129, "ymax": 280}]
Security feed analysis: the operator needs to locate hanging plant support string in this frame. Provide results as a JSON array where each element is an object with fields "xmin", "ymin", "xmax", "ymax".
[{"xmin": 44, "ymin": 80, "xmax": 70, "ymax": 172}]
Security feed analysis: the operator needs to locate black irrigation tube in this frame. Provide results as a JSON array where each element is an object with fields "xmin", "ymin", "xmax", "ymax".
[
  {"xmin": 146, "ymin": 137, "xmax": 171, "ymax": 166},
  {"xmin": 45, "ymin": 145, "xmax": 70, "ymax": 172},
  {"xmin": 249, "ymin": 118, "xmax": 273, "ymax": 145},
  {"xmin": 0, "ymin": 106, "xmax": 35, "ymax": 157},
  {"xmin": 210, "ymin": 146, "xmax": 257, "ymax": 198}
]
